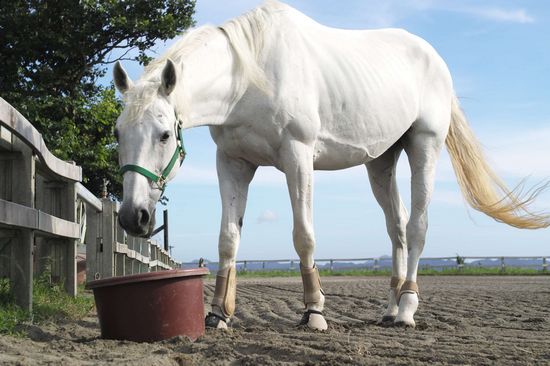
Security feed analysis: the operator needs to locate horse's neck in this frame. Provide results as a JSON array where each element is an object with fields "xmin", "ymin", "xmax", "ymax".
[{"xmin": 182, "ymin": 31, "xmax": 240, "ymax": 128}]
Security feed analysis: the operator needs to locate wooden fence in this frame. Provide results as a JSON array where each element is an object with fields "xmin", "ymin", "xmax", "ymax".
[
  {"xmin": 78, "ymin": 192, "xmax": 179, "ymax": 281},
  {"xmin": 184, "ymin": 256, "xmax": 549, "ymax": 273},
  {"xmin": 0, "ymin": 97, "xmax": 179, "ymax": 311}
]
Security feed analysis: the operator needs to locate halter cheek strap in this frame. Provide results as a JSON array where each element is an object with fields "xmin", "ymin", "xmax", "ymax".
[{"xmin": 119, "ymin": 119, "xmax": 186, "ymax": 197}]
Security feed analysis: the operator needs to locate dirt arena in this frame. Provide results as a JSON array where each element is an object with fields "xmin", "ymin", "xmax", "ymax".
[{"xmin": 1, "ymin": 276, "xmax": 549, "ymax": 365}]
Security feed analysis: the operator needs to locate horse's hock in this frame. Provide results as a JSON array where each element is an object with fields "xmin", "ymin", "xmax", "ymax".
[{"xmin": 0, "ymin": 97, "xmax": 180, "ymax": 311}]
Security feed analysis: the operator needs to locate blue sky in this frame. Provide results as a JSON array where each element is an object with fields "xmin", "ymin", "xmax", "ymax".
[{"xmin": 105, "ymin": 1, "xmax": 550, "ymax": 262}]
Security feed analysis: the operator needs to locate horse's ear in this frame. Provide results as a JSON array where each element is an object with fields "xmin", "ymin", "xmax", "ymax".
[
  {"xmin": 113, "ymin": 61, "xmax": 133, "ymax": 94},
  {"xmin": 160, "ymin": 59, "xmax": 177, "ymax": 96}
]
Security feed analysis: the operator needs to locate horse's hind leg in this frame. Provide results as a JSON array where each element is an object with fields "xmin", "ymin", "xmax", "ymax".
[
  {"xmin": 281, "ymin": 139, "xmax": 327, "ymax": 331},
  {"xmin": 395, "ymin": 119, "xmax": 448, "ymax": 327},
  {"xmin": 366, "ymin": 142, "xmax": 408, "ymax": 324},
  {"xmin": 205, "ymin": 150, "xmax": 256, "ymax": 329}
]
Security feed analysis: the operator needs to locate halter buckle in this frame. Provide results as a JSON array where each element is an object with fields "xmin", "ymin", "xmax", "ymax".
[{"xmin": 157, "ymin": 176, "xmax": 167, "ymax": 189}]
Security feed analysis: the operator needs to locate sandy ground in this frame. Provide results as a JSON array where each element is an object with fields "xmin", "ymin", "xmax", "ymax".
[{"xmin": 1, "ymin": 276, "xmax": 549, "ymax": 365}]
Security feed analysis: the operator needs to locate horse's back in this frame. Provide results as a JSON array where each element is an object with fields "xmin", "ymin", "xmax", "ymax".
[
  {"xmin": 258, "ymin": 7, "xmax": 453, "ymax": 169},
  {"xmin": 218, "ymin": 2, "xmax": 453, "ymax": 170}
]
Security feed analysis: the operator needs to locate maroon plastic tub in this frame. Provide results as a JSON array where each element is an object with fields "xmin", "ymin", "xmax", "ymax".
[{"xmin": 86, "ymin": 268, "xmax": 209, "ymax": 342}]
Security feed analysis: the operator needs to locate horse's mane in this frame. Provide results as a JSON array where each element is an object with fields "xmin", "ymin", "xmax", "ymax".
[{"xmin": 124, "ymin": 0, "xmax": 285, "ymax": 122}]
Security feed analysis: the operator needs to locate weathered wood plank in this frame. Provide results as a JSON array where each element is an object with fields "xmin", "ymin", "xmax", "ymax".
[
  {"xmin": 101, "ymin": 200, "xmax": 116, "ymax": 279},
  {"xmin": 0, "ymin": 126, "xmax": 11, "ymax": 149},
  {"xmin": 149, "ymin": 260, "xmax": 173, "ymax": 270},
  {"xmin": 11, "ymin": 230, "xmax": 33, "ymax": 311},
  {"xmin": 0, "ymin": 199, "xmax": 79, "ymax": 239},
  {"xmin": 76, "ymin": 183, "xmax": 102, "ymax": 212},
  {"xmin": 9, "ymin": 141, "xmax": 35, "ymax": 311},
  {"xmin": 0, "ymin": 97, "xmax": 81, "ymax": 182},
  {"xmin": 114, "ymin": 242, "xmax": 152, "ymax": 265},
  {"xmin": 0, "ymin": 234, "xmax": 12, "ymax": 278},
  {"xmin": 84, "ymin": 204, "xmax": 100, "ymax": 281},
  {"xmin": 64, "ymin": 183, "xmax": 77, "ymax": 296}
]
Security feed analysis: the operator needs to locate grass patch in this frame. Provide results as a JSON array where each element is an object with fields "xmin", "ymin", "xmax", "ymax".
[
  {"xmin": 418, "ymin": 266, "xmax": 544, "ymax": 276},
  {"xmin": 0, "ymin": 276, "xmax": 95, "ymax": 336},
  {"xmin": 233, "ymin": 266, "xmax": 548, "ymax": 278},
  {"xmin": 0, "ymin": 279, "xmax": 27, "ymax": 336}
]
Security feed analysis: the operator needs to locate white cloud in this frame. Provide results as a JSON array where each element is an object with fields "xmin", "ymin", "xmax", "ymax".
[
  {"xmin": 464, "ymin": 7, "xmax": 534, "ymax": 24},
  {"xmin": 348, "ymin": 1, "xmax": 535, "ymax": 27},
  {"xmin": 478, "ymin": 126, "xmax": 550, "ymax": 179},
  {"xmin": 257, "ymin": 209, "xmax": 278, "ymax": 224}
]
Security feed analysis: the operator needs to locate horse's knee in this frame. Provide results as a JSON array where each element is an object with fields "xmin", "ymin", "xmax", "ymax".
[
  {"xmin": 406, "ymin": 214, "xmax": 428, "ymax": 248},
  {"xmin": 218, "ymin": 224, "xmax": 240, "ymax": 259},
  {"xmin": 387, "ymin": 223, "xmax": 407, "ymax": 247},
  {"xmin": 293, "ymin": 225, "xmax": 315, "ymax": 256}
]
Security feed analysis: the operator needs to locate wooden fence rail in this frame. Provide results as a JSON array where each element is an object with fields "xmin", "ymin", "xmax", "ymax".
[
  {"xmin": 183, "ymin": 256, "xmax": 549, "ymax": 273},
  {"xmin": 0, "ymin": 97, "xmax": 179, "ymax": 311},
  {"xmin": 82, "ymin": 197, "xmax": 180, "ymax": 281}
]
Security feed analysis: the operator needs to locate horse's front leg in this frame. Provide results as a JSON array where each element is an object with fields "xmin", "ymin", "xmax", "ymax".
[
  {"xmin": 281, "ymin": 139, "xmax": 327, "ymax": 331},
  {"xmin": 205, "ymin": 150, "xmax": 256, "ymax": 329}
]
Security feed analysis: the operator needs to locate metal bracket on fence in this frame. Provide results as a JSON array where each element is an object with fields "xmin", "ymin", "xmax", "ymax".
[{"xmin": 151, "ymin": 209, "xmax": 169, "ymax": 253}]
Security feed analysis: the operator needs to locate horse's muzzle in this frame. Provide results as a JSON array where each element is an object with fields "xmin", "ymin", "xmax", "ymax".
[{"xmin": 118, "ymin": 203, "xmax": 156, "ymax": 238}]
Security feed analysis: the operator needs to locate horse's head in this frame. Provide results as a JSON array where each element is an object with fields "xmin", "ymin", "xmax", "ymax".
[{"xmin": 113, "ymin": 60, "xmax": 185, "ymax": 237}]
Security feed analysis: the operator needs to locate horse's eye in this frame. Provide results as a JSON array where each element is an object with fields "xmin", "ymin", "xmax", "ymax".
[{"xmin": 160, "ymin": 131, "xmax": 170, "ymax": 142}]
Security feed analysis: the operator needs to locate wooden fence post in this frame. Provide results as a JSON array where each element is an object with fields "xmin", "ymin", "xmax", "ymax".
[
  {"xmin": 64, "ymin": 181, "xmax": 77, "ymax": 296},
  {"xmin": 10, "ymin": 138, "xmax": 35, "ymax": 311},
  {"xmin": 85, "ymin": 205, "xmax": 100, "ymax": 281},
  {"xmin": 34, "ymin": 177, "xmax": 78, "ymax": 296},
  {"xmin": 100, "ymin": 199, "xmax": 116, "ymax": 279}
]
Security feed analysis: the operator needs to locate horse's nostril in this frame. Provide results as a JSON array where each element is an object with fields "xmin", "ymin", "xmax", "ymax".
[{"xmin": 138, "ymin": 208, "xmax": 150, "ymax": 227}]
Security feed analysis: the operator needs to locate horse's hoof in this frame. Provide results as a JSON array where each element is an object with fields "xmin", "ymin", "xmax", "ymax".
[
  {"xmin": 394, "ymin": 320, "xmax": 415, "ymax": 328},
  {"xmin": 379, "ymin": 315, "xmax": 396, "ymax": 326},
  {"xmin": 205, "ymin": 312, "xmax": 229, "ymax": 330},
  {"xmin": 308, "ymin": 313, "xmax": 328, "ymax": 331},
  {"xmin": 298, "ymin": 310, "xmax": 328, "ymax": 331},
  {"xmin": 381, "ymin": 315, "xmax": 395, "ymax": 323}
]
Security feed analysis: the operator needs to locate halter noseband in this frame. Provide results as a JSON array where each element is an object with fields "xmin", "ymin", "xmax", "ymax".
[{"xmin": 119, "ymin": 118, "xmax": 186, "ymax": 196}]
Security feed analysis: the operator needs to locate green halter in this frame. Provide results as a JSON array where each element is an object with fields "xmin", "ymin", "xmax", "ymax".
[{"xmin": 119, "ymin": 120, "xmax": 186, "ymax": 197}]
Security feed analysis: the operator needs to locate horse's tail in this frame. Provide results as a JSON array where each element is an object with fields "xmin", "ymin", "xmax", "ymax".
[{"xmin": 445, "ymin": 95, "xmax": 550, "ymax": 229}]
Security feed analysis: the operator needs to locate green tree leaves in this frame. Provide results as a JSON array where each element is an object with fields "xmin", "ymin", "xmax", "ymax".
[{"xmin": 0, "ymin": 0, "xmax": 196, "ymax": 197}]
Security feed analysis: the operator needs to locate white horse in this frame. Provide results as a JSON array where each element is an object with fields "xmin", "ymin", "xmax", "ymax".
[{"xmin": 114, "ymin": 1, "xmax": 549, "ymax": 330}]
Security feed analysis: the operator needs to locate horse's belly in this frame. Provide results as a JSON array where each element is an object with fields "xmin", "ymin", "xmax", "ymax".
[
  {"xmin": 313, "ymin": 104, "xmax": 416, "ymax": 170},
  {"xmin": 313, "ymin": 138, "xmax": 373, "ymax": 170},
  {"xmin": 210, "ymin": 125, "xmax": 281, "ymax": 167},
  {"xmin": 312, "ymin": 124, "xmax": 408, "ymax": 170}
]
